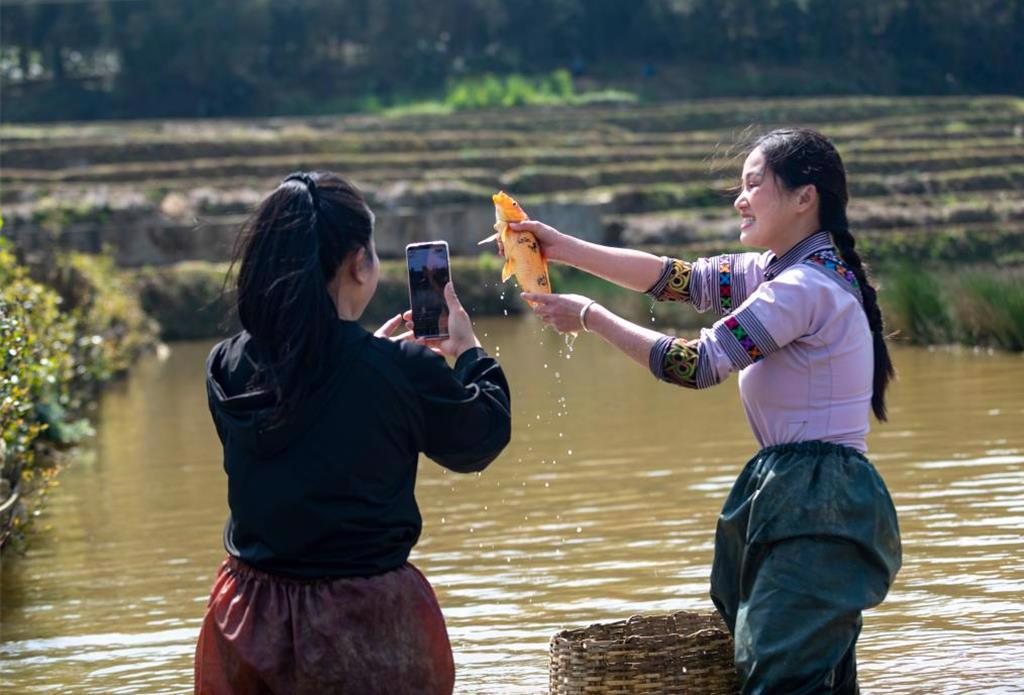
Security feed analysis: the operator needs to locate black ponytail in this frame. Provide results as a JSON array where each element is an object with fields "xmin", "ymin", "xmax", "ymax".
[
  {"xmin": 755, "ymin": 129, "xmax": 895, "ymax": 422},
  {"xmin": 228, "ymin": 171, "xmax": 373, "ymax": 429}
]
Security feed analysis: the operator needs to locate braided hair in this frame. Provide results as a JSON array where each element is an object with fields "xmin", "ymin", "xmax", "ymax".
[
  {"xmin": 228, "ymin": 171, "xmax": 374, "ymax": 429},
  {"xmin": 755, "ymin": 129, "xmax": 895, "ymax": 421}
]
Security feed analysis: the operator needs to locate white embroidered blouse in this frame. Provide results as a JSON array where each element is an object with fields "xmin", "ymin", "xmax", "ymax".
[{"xmin": 647, "ymin": 231, "xmax": 873, "ymax": 453}]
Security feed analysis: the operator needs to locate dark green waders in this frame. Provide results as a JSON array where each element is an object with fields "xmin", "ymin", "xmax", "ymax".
[{"xmin": 709, "ymin": 441, "xmax": 902, "ymax": 695}]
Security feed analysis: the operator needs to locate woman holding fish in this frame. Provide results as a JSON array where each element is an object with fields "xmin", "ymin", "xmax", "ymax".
[
  {"xmin": 195, "ymin": 172, "xmax": 511, "ymax": 695},
  {"xmin": 498, "ymin": 130, "xmax": 902, "ymax": 695}
]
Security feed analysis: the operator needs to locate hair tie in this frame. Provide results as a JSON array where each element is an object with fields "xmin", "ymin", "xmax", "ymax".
[{"xmin": 282, "ymin": 172, "xmax": 320, "ymax": 210}]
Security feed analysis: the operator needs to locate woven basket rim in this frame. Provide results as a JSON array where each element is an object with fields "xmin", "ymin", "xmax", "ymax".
[
  {"xmin": 550, "ymin": 625, "xmax": 728, "ymax": 648},
  {"xmin": 549, "ymin": 610, "xmax": 728, "ymax": 644}
]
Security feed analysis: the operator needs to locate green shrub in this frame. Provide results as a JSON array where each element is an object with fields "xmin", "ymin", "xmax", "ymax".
[
  {"xmin": 29, "ymin": 251, "xmax": 160, "ymax": 383},
  {"xmin": 880, "ymin": 265, "xmax": 953, "ymax": 346},
  {"xmin": 444, "ymin": 71, "xmax": 582, "ymax": 111},
  {"xmin": 0, "ymin": 242, "xmax": 81, "ymax": 473},
  {"xmin": 953, "ymin": 271, "xmax": 1024, "ymax": 351},
  {"xmin": 1, "ymin": 238, "xmax": 159, "ymax": 544},
  {"xmin": 876, "ymin": 265, "xmax": 1024, "ymax": 351}
]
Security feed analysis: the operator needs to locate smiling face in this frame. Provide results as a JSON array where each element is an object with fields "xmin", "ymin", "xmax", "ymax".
[{"xmin": 733, "ymin": 146, "xmax": 821, "ymax": 254}]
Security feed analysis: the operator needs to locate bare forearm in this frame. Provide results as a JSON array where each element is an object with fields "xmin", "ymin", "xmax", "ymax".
[
  {"xmin": 555, "ymin": 236, "xmax": 665, "ymax": 293},
  {"xmin": 583, "ymin": 304, "xmax": 665, "ymax": 369}
]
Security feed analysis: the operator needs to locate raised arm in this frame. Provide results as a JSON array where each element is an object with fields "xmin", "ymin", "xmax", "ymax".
[
  {"xmin": 414, "ymin": 346, "xmax": 512, "ymax": 473},
  {"xmin": 403, "ymin": 282, "xmax": 512, "ymax": 473},
  {"xmin": 507, "ymin": 220, "xmax": 768, "ymax": 314},
  {"xmin": 646, "ymin": 252, "xmax": 770, "ymax": 314},
  {"xmin": 522, "ymin": 266, "xmax": 815, "ymax": 390},
  {"xmin": 507, "ymin": 220, "xmax": 665, "ymax": 292}
]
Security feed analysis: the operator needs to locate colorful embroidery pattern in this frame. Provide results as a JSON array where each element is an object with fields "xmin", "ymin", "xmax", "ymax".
[
  {"xmin": 663, "ymin": 339, "xmax": 700, "ymax": 388},
  {"xmin": 723, "ymin": 316, "xmax": 764, "ymax": 363},
  {"xmin": 719, "ymin": 258, "xmax": 733, "ymax": 311},
  {"xmin": 805, "ymin": 250, "xmax": 860, "ymax": 290},
  {"xmin": 658, "ymin": 259, "xmax": 692, "ymax": 302}
]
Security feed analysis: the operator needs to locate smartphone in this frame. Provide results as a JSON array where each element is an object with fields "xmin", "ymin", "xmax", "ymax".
[{"xmin": 406, "ymin": 241, "xmax": 451, "ymax": 339}]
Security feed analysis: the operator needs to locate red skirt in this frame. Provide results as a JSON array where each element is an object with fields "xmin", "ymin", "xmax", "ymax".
[{"xmin": 194, "ymin": 557, "xmax": 455, "ymax": 695}]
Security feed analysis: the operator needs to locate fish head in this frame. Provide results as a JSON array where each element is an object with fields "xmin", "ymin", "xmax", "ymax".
[{"xmin": 492, "ymin": 191, "xmax": 528, "ymax": 223}]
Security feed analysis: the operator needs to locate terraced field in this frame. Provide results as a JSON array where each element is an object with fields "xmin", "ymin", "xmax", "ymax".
[{"xmin": 3, "ymin": 95, "xmax": 1023, "ymax": 269}]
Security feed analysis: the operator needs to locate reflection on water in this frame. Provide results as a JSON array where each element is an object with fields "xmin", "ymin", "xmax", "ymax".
[{"xmin": 2, "ymin": 316, "xmax": 1023, "ymax": 693}]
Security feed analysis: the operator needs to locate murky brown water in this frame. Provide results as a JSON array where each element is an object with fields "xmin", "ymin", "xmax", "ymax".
[{"xmin": 2, "ymin": 316, "xmax": 1023, "ymax": 694}]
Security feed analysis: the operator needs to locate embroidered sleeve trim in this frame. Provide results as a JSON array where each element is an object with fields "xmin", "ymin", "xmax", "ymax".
[
  {"xmin": 718, "ymin": 257, "xmax": 733, "ymax": 312},
  {"xmin": 647, "ymin": 257, "xmax": 692, "ymax": 303},
  {"xmin": 649, "ymin": 335, "xmax": 674, "ymax": 378},
  {"xmin": 650, "ymin": 336, "xmax": 718, "ymax": 389},
  {"xmin": 713, "ymin": 307, "xmax": 780, "ymax": 370},
  {"xmin": 679, "ymin": 253, "xmax": 753, "ymax": 314},
  {"xmin": 664, "ymin": 339, "xmax": 700, "ymax": 387}
]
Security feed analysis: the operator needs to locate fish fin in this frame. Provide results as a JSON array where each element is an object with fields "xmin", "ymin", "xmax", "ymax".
[
  {"xmin": 477, "ymin": 232, "xmax": 499, "ymax": 245},
  {"xmin": 501, "ymin": 257, "xmax": 515, "ymax": 283}
]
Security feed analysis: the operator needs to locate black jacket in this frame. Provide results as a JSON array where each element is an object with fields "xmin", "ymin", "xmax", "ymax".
[{"xmin": 205, "ymin": 319, "xmax": 511, "ymax": 578}]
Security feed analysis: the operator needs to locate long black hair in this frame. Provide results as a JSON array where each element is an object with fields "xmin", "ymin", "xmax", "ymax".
[
  {"xmin": 754, "ymin": 128, "xmax": 895, "ymax": 421},
  {"xmin": 228, "ymin": 171, "xmax": 374, "ymax": 428}
]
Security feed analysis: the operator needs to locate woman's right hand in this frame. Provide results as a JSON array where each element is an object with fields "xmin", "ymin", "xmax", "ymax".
[
  {"xmin": 504, "ymin": 220, "xmax": 572, "ymax": 263},
  {"xmin": 413, "ymin": 283, "xmax": 482, "ymax": 359}
]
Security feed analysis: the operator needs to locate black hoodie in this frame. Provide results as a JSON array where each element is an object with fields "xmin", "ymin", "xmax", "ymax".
[{"xmin": 205, "ymin": 319, "xmax": 511, "ymax": 578}]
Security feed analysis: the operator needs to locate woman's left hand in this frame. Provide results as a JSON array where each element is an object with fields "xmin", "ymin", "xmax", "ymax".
[
  {"xmin": 521, "ymin": 292, "xmax": 595, "ymax": 333},
  {"xmin": 374, "ymin": 311, "xmax": 415, "ymax": 342}
]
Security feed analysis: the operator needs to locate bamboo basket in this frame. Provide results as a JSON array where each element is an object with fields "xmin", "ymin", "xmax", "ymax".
[{"xmin": 549, "ymin": 610, "xmax": 738, "ymax": 695}]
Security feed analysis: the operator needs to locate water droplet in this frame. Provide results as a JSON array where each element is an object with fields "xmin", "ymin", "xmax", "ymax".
[
  {"xmin": 576, "ymin": 526, "xmax": 582, "ymax": 533},
  {"xmin": 441, "ymin": 516, "xmax": 446, "ymax": 524},
  {"xmin": 568, "ymin": 449, "xmax": 573, "ymax": 456},
  {"xmin": 554, "ymin": 371, "xmax": 560, "ymax": 378}
]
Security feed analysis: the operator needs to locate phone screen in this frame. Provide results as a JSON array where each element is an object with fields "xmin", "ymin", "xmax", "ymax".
[{"xmin": 407, "ymin": 242, "xmax": 450, "ymax": 339}]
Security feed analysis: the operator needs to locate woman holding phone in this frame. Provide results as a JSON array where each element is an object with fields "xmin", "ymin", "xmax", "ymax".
[
  {"xmin": 510, "ymin": 130, "xmax": 901, "ymax": 694},
  {"xmin": 195, "ymin": 171, "xmax": 511, "ymax": 695}
]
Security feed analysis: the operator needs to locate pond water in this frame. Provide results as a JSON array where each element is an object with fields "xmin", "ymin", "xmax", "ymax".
[{"xmin": 2, "ymin": 316, "xmax": 1023, "ymax": 694}]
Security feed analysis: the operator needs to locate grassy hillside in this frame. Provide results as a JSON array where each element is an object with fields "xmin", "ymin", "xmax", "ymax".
[{"xmin": 2, "ymin": 95, "xmax": 1022, "ymax": 347}]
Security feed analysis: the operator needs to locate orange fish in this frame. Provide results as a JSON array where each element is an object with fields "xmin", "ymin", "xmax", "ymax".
[{"xmin": 479, "ymin": 191, "xmax": 551, "ymax": 303}]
